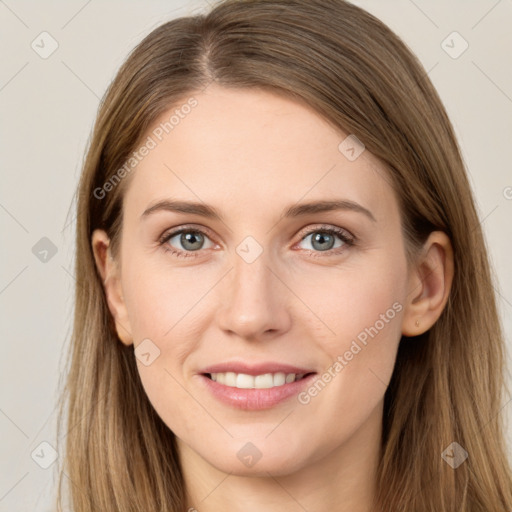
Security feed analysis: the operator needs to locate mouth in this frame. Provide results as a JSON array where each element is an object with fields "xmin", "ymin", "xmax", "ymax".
[
  {"xmin": 202, "ymin": 371, "xmax": 316, "ymax": 389},
  {"xmin": 198, "ymin": 371, "xmax": 318, "ymax": 410}
]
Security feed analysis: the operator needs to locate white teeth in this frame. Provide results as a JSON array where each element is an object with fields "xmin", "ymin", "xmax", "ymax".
[
  {"xmin": 209, "ymin": 372, "xmax": 307, "ymax": 389},
  {"xmin": 273, "ymin": 372, "xmax": 286, "ymax": 386},
  {"xmin": 237, "ymin": 373, "xmax": 255, "ymax": 389},
  {"xmin": 224, "ymin": 372, "xmax": 236, "ymax": 387}
]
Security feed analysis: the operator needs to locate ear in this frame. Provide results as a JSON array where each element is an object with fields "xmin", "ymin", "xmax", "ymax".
[
  {"xmin": 401, "ymin": 231, "xmax": 454, "ymax": 336},
  {"xmin": 91, "ymin": 229, "xmax": 134, "ymax": 346}
]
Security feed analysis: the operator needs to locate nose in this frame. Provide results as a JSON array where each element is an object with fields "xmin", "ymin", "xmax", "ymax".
[{"xmin": 216, "ymin": 251, "xmax": 292, "ymax": 341}]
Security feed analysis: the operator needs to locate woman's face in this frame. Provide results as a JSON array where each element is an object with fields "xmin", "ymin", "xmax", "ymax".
[{"xmin": 99, "ymin": 85, "xmax": 412, "ymax": 476}]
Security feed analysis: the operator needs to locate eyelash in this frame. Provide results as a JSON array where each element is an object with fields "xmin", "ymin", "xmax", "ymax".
[{"xmin": 158, "ymin": 224, "xmax": 356, "ymax": 259}]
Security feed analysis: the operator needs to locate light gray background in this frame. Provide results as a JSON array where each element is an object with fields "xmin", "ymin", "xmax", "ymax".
[{"xmin": 1, "ymin": 0, "xmax": 511, "ymax": 510}]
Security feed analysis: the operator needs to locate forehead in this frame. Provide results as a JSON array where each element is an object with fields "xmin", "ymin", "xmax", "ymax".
[{"xmin": 123, "ymin": 85, "xmax": 398, "ymax": 224}]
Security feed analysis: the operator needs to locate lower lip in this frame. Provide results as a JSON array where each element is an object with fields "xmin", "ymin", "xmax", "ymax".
[{"xmin": 198, "ymin": 373, "xmax": 317, "ymax": 410}]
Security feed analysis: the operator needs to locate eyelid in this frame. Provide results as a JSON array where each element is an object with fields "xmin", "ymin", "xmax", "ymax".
[
  {"xmin": 296, "ymin": 223, "xmax": 355, "ymax": 243},
  {"xmin": 159, "ymin": 223, "xmax": 217, "ymax": 242},
  {"xmin": 159, "ymin": 224, "xmax": 219, "ymax": 251}
]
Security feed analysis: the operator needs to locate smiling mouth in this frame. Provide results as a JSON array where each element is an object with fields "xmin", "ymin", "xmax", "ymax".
[{"xmin": 203, "ymin": 371, "xmax": 316, "ymax": 389}]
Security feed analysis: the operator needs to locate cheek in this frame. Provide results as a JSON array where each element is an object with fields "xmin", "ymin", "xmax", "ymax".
[
  {"xmin": 120, "ymin": 256, "xmax": 207, "ymax": 434},
  {"xmin": 120, "ymin": 253, "xmax": 215, "ymax": 421},
  {"xmin": 325, "ymin": 269, "xmax": 404, "ymax": 363},
  {"xmin": 294, "ymin": 248, "xmax": 406, "ymax": 355},
  {"xmin": 121, "ymin": 248, "xmax": 215, "ymax": 340},
  {"xmin": 294, "ymin": 252, "xmax": 406, "ymax": 437}
]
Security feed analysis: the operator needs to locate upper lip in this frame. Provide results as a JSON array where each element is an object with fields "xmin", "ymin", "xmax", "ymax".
[{"xmin": 200, "ymin": 362, "xmax": 317, "ymax": 376}]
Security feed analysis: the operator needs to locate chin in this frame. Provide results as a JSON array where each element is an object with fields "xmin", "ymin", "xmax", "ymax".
[
  {"xmin": 196, "ymin": 437, "xmax": 311, "ymax": 477},
  {"xmin": 210, "ymin": 454, "xmax": 305, "ymax": 478}
]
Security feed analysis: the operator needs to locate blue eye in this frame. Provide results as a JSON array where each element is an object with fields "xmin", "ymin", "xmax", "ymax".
[
  {"xmin": 160, "ymin": 228, "xmax": 215, "ymax": 258},
  {"xmin": 159, "ymin": 224, "xmax": 355, "ymax": 259},
  {"xmin": 296, "ymin": 226, "xmax": 354, "ymax": 257}
]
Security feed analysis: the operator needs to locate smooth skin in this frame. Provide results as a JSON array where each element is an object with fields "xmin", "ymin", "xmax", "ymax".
[{"xmin": 92, "ymin": 85, "xmax": 453, "ymax": 512}]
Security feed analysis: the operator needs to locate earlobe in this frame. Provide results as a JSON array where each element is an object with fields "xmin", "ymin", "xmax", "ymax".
[
  {"xmin": 91, "ymin": 229, "xmax": 134, "ymax": 346},
  {"xmin": 401, "ymin": 231, "xmax": 454, "ymax": 337}
]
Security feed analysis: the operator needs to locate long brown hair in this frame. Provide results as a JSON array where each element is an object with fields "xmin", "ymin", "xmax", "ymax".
[{"xmin": 56, "ymin": 0, "xmax": 512, "ymax": 510}]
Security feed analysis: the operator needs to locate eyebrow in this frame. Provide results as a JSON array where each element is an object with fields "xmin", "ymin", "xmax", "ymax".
[{"xmin": 141, "ymin": 198, "xmax": 376, "ymax": 222}]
